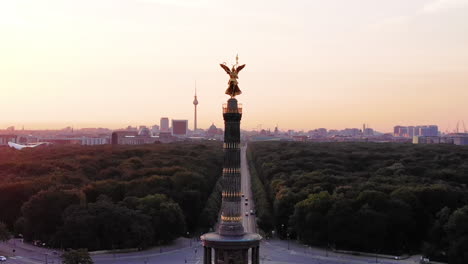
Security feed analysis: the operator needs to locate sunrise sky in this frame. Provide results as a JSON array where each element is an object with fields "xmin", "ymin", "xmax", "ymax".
[{"xmin": 1, "ymin": 0, "xmax": 467, "ymax": 132}]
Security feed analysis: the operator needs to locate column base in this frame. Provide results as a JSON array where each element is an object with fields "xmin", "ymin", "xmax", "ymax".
[{"xmin": 201, "ymin": 232, "xmax": 262, "ymax": 264}]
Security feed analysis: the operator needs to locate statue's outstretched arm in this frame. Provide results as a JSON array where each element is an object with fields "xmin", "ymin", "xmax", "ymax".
[
  {"xmin": 220, "ymin": 64, "xmax": 231, "ymax": 74},
  {"xmin": 236, "ymin": 64, "xmax": 246, "ymax": 73}
]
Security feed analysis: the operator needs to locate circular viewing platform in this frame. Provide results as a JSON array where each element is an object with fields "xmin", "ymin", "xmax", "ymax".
[
  {"xmin": 201, "ymin": 232, "xmax": 262, "ymax": 248},
  {"xmin": 223, "ymin": 103, "xmax": 243, "ymax": 114}
]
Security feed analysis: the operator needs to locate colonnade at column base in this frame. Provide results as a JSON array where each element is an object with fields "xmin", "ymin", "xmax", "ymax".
[{"xmin": 201, "ymin": 232, "xmax": 262, "ymax": 264}]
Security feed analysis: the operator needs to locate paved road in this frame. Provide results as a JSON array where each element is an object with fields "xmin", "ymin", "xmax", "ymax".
[
  {"xmin": 260, "ymin": 239, "xmax": 423, "ymax": 264},
  {"xmin": 241, "ymin": 145, "xmax": 256, "ymax": 234},
  {"xmin": 1, "ymin": 238, "xmax": 202, "ymax": 264},
  {"xmin": 1, "ymin": 238, "xmax": 423, "ymax": 264},
  {"xmin": 92, "ymin": 241, "xmax": 203, "ymax": 264},
  {"xmin": 0, "ymin": 239, "xmax": 62, "ymax": 264}
]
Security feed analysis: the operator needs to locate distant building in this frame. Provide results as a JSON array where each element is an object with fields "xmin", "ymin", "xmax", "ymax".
[
  {"xmin": 413, "ymin": 133, "xmax": 468, "ymax": 146},
  {"xmin": 151, "ymin": 125, "xmax": 160, "ymax": 136},
  {"xmin": 126, "ymin": 125, "xmax": 138, "ymax": 131},
  {"xmin": 363, "ymin": 128, "xmax": 374, "ymax": 137},
  {"xmin": 138, "ymin": 126, "xmax": 151, "ymax": 137},
  {"xmin": 158, "ymin": 132, "xmax": 174, "ymax": 143},
  {"xmin": 160, "ymin": 117, "xmax": 169, "ymax": 132},
  {"xmin": 341, "ymin": 128, "xmax": 361, "ymax": 137},
  {"xmin": 0, "ymin": 135, "xmax": 17, "ymax": 145},
  {"xmin": 207, "ymin": 124, "xmax": 218, "ymax": 138},
  {"xmin": 422, "ymin": 125, "xmax": 438, "ymax": 137},
  {"xmin": 308, "ymin": 128, "xmax": 328, "ymax": 138},
  {"xmin": 274, "ymin": 126, "xmax": 279, "ymax": 136},
  {"xmin": 81, "ymin": 137, "xmax": 108, "ymax": 145},
  {"xmin": 453, "ymin": 135, "xmax": 468, "ymax": 145},
  {"xmin": 172, "ymin": 120, "xmax": 188, "ymax": 136},
  {"xmin": 111, "ymin": 130, "xmax": 159, "ymax": 145},
  {"xmin": 41, "ymin": 138, "xmax": 81, "ymax": 145},
  {"xmin": 112, "ymin": 131, "xmax": 138, "ymax": 145},
  {"xmin": 394, "ymin": 125, "xmax": 438, "ymax": 137}
]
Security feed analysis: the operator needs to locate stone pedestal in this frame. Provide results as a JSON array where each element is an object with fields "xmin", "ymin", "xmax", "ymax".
[{"xmin": 201, "ymin": 233, "xmax": 261, "ymax": 264}]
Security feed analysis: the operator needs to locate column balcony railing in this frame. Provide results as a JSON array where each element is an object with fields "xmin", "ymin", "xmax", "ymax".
[{"xmin": 223, "ymin": 103, "xmax": 242, "ymax": 114}]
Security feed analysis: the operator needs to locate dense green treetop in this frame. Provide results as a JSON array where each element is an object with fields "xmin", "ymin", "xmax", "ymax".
[
  {"xmin": 0, "ymin": 142, "xmax": 223, "ymax": 250},
  {"xmin": 249, "ymin": 142, "xmax": 468, "ymax": 261},
  {"xmin": 0, "ymin": 222, "xmax": 10, "ymax": 241},
  {"xmin": 61, "ymin": 249, "xmax": 94, "ymax": 264}
]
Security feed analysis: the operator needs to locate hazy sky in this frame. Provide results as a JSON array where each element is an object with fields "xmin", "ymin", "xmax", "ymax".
[{"xmin": 1, "ymin": 0, "xmax": 467, "ymax": 132}]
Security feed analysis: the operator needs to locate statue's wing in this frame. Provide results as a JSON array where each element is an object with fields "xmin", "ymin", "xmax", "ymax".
[
  {"xmin": 220, "ymin": 64, "xmax": 231, "ymax": 74},
  {"xmin": 236, "ymin": 64, "xmax": 246, "ymax": 73}
]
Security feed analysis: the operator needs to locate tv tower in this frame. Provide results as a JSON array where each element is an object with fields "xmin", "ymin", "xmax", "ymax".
[{"xmin": 193, "ymin": 82, "xmax": 199, "ymax": 132}]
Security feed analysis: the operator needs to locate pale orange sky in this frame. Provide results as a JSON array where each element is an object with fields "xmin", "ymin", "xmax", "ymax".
[{"xmin": 1, "ymin": 0, "xmax": 467, "ymax": 132}]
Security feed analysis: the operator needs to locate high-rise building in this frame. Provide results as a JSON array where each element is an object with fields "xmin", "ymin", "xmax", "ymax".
[
  {"xmin": 172, "ymin": 119, "xmax": 188, "ymax": 136},
  {"xmin": 151, "ymin": 125, "xmax": 160, "ymax": 136},
  {"xmin": 160, "ymin": 117, "xmax": 169, "ymax": 132},
  {"xmin": 193, "ymin": 86, "xmax": 199, "ymax": 132},
  {"xmin": 394, "ymin": 125, "xmax": 438, "ymax": 137},
  {"xmin": 427, "ymin": 125, "xmax": 439, "ymax": 136}
]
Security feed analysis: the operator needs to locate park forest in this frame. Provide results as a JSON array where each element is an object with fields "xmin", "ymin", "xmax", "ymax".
[
  {"xmin": 248, "ymin": 142, "xmax": 468, "ymax": 264},
  {"xmin": 0, "ymin": 141, "xmax": 467, "ymax": 263},
  {"xmin": 0, "ymin": 142, "xmax": 224, "ymax": 250}
]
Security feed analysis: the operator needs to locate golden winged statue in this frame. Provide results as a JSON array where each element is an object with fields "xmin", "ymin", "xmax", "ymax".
[{"xmin": 220, "ymin": 56, "xmax": 246, "ymax": 97}]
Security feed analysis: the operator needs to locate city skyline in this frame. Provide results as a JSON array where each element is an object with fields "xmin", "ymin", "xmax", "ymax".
[{"xmin": 1, "ymin": 0, "xmax": 468, "ymax": 132}]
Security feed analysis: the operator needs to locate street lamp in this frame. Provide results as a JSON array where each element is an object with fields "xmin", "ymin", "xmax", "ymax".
[
  {"xmin": 187, "ymin": 232, "xmax": 192, "ymax": 247},
  {"xmin": 287, "ymin": 233, "xmax": 290, "ymax": 250}
]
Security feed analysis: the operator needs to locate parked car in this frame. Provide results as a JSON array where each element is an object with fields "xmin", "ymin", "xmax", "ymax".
[
  {"xmin": 245, "ymin": 202, "xmax": 248, "ymax": 206},
  {"xmin": 420, "ymin": 257, "xmax": 430, "ymax": 263},
  {"xmin": 245, "ymin": 212, "xmax": 249, "ymax": 216},
  {"xmin": 250, "ymin": 210, "xmax": 254, "ymax": 215},
  {"xmin": 245, "ymin": 198, "xmax": 248, "ymax": 201},
  {"xmin": 0, "ymin": 256, "xmax": 7, "ymax": 262}
]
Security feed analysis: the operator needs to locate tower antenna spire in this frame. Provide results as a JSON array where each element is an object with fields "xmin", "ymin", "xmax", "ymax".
[{"xmin": 193, "ymin": 80, "xmax": 199, "ymax": 133}]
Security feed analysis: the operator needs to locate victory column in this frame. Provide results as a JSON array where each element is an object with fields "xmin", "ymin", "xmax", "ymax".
[{"xmin": 201, "ymin": 56, "xmax": 262, "ymax": 264}]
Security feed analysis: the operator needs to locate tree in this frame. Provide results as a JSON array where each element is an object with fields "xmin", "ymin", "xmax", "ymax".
[
  {"xmin": 61, "ymin": 249, "xmax": 93, "ymax": 264},
  {"xmin": 447, "ymin": 206, "xmax": 468, "ymax": 264},
  {"xmin": 0, "ymin": 222, "xmax": 11, "ymax": 241},
  {"xmin": 21, "ymin": 189, "xmax": 80, "ymax": 242},
  {"xmin": 424, "ymin": 207, "xmax": 451, "ymax": 260},
  {"xmin": 58, "ymin": 198, "xmax": 153, "ymax": 250},
  {"xmin": 291, "ymin": 191, "xmax": 333, "ymax": 244},
  {"xmin": 133, "ymin": 194, "xmax": 186, "ymax": 243},
  {"xmin": 0, "ymin": 142, "xmax": 224, "ymax": 251}
]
